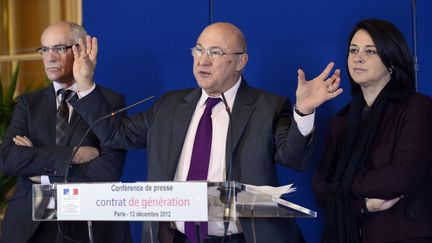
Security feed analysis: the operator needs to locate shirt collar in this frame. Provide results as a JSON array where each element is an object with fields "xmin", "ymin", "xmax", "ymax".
[
  {"xmin": 53, "ymin": 81, "xmax": 78, "ymax": 96},
  {"xmin": 198, "ymin": 76, "xmax": 242, "ymax": 110}
]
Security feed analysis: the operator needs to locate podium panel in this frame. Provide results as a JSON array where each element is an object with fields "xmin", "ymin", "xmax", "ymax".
[
  {"xmin": 33, "ymin": 182, "xmax": 208, "ymax": 222},
  {"xmin": 33, "ymin": 181, "xmax": 316, "ymax": 222}
]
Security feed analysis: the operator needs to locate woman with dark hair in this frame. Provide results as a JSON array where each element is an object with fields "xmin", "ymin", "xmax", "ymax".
[{"xmin": 312, "ymin": 19, "xmax": 432, "ymax": 243}]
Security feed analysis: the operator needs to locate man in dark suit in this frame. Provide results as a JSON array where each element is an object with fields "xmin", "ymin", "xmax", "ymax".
[
  {"xmin": 71, "ymin": 22, "xmax": 342, "ymax": 242},
  {"xmin": 0, "ymin": 22, "xmax": 132, "ymax": 243}
]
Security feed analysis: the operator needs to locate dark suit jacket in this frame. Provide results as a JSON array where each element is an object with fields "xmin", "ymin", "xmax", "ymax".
[
  {"xmin": 73, "ymin": 80, "xmax": 313, "ymax": 243},
  {"xmin": 312, "ymin": 93, "xmax": 432, "ymax": 243},
  {"xmin": 0, "ymin": 85, "xmax": 132, "ymax": 243}
]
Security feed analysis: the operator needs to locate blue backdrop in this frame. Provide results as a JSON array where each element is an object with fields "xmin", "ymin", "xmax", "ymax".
[{"xmin": 82, "ymin": 1, "xmax": 432, "ymax": 242}]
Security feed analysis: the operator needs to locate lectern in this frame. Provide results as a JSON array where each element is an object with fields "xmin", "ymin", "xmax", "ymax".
[{"xmin": 33, "ymin": 181, "xmax": 316, "ymax": 242}]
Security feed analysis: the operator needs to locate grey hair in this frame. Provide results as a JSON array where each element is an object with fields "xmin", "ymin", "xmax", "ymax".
[{"xmin": 67, "ymin": 22, "xmax": 87, "ymax": 43}]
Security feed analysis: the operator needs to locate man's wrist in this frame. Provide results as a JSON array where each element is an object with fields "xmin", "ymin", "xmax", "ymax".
[
  {"xmin": 77, "ymin": 79, "xmax": 95, "ymax": 92},
  {"xmin": 294, "ymin": 104, "xmax": 313, "ymax": 117},
  {"xmin": 77, "ymin": 83, "xmax": 96, "ymax": 98}
]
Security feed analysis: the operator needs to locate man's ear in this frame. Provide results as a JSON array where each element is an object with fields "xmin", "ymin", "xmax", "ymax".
[{"xmin": 235, "ymin": 54, "xmax": 248, "ymax": 71}]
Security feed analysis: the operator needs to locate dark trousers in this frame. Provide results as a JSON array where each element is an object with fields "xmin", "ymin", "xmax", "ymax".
[
  {"xmin": 28, "ymin": 222, "xmax": 58, "ymax": 243},
  {"xmin": 173, "ymin": 229, "xmax": 246, "ymax": 243},
  {"xmin": 29, "ymin": 221, "xmax": 89, "ymax": 243}
]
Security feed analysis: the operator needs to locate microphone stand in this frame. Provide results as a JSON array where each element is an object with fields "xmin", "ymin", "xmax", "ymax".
[
  {"xmin": 220, "ymin": 93, "xmax": 234, "ymax": 240},
  {"xmin": 63, "ymin": 95, "xmax": 154, "ymax": 182},
  {"xmin": 221, "ymin": 93, "xmax": 256, "ymax": 243},
  {"xmin": 59, "ymin": 95, "xmax": 154, "ymax": 243}
]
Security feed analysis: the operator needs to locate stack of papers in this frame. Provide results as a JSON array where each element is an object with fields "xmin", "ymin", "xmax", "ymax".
[{"xmin": 245, "ymin": 184, "xmax": 296, "ymax": 198}]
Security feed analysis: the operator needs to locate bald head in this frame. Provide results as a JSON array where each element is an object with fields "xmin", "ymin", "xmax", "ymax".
[
  {"xmin": 193, "ymin": 22, "xmax": 249, "ymax": 96},
  {"xmin": 41, "ymin": 21, "xmax": 87, "ymax": 44},
  {"xmin": 198, "ymin": 22, "xmax": 247, "ymax": 53}
]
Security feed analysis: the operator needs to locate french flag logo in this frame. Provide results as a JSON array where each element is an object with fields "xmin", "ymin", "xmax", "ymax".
[{"xmin": 63, "ymin": 188, "xmax": 79, "ymax": 195}]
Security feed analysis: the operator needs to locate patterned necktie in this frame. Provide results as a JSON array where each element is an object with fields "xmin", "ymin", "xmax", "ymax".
[
  {"xmin": 185, "ymin": 97, "xmax": 221, "ymax": 243},
  {"xmin": 56, "ymin": 89, "xmax": 73, "ymax": 146}
]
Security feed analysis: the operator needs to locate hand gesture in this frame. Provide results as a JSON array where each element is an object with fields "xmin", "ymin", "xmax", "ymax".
[
  {"xmin": 72, "ymin": 35, "xmax": 98, "ymax": 91},
  {"xmin": 296, "ymin": 62, "xmax": 343, "ymax": 114}
]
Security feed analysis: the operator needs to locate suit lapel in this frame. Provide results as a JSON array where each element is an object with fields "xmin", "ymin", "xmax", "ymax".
[
  {"xmin": 231, "ymin": 80, "xmax": 256, "ymax": 152},
  {"xmin": 167, "ymin": 89, "xmax": 201, "ymax": 178},
  {"xmin": 165, "ymin": 83, "xmax": 256, "ymax": 179},
  {"xmin": 43, "ymin": 88, "xmax": 82, "ymax": 146},
  {"xmin": 42, "ymin": 86, "xmax": 57, "ymax": 145}
]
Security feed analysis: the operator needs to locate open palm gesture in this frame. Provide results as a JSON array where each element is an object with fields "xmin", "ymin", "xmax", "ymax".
[
  {"xmin": 296, "ymin": 62, "xmax": 343, "ymax": 114},
  {"xmin": 72, "ymin": 35, "xmax": 98, "ymax": 91}
]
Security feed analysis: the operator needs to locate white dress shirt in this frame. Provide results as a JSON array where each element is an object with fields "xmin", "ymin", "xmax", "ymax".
[
  {"xmin": 174, "ymin": 78, "xmax": 314, "ymax": 236},
  {"xmin": 41, "ymin": 81, "xmax": 79, "ymax": 185},
  {"xmin": 79, "ymin": 79, "xmax": 315, "ymax": 236},
  {"xmin": 174, "ymin": 78, "xmax": 241, "ymax": 236}
]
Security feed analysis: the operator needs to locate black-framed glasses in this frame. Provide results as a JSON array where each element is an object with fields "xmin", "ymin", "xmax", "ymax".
[
  {"xmin": 36, "ymin": 44, "xmax": 78, "ymax": 55},
  {"xmin": 191, "ymin": 46, "xmax": 244, "ymax": 60}
]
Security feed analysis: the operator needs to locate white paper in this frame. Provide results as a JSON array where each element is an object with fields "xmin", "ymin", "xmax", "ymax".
[{"xmin": 245, "ymin": 183, "xmax": 296, "ymax": 197}]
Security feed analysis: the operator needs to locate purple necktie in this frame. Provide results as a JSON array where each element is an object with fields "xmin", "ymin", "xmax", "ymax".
[{"xmin": 185, "ymin": 97, "xmax": 221, "ymax": 242}]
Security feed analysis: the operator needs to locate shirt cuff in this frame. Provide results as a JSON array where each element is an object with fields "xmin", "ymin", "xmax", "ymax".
[
  {"xmin": 293, "ymin": 107, "xmax": 315, "ymax": 136},
  {"xmin": 41, "ymin": 175, "xmax": 51, "ymax": 185},
  {"xmin": 77, "ymin": 83, "xmax": 96, "ymax": 99}
]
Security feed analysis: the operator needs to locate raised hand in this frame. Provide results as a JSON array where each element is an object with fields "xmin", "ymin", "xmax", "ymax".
[
  {"xmin": 296, "ymin": 62, "xmax": 343, "ymax": 114},
  {"xmin": 72, "ymin": 35, "xmax": 98, "ymax": 91}
]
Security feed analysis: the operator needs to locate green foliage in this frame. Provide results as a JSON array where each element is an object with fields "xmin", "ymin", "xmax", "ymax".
[
  {"xmin": 0, "ymin": 63, "xmax": 20, "ymax": 213},
  {"xmin": 0, "ymin": 63, "xmax": 20, "ymax": 144}
]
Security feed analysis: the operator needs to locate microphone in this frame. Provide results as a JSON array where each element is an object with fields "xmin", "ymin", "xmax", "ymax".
[{"xmin": 63, "ymin": 95, "xmax": 155, "ymax": 182}]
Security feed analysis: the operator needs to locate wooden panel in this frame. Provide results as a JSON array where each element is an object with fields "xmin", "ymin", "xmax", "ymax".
[{"xmin": 0, "ymin": 0, "xmax": 82, "ymax": 95}]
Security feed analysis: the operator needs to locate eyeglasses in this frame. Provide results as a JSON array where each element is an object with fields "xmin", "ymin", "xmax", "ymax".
[
  {"xmin": 191, "ymin": 46, "xmax": 244, "ymax": 60},
  {"xmin": 36, "ymin": 44, "xmax": 78, "ymax": 55}
]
